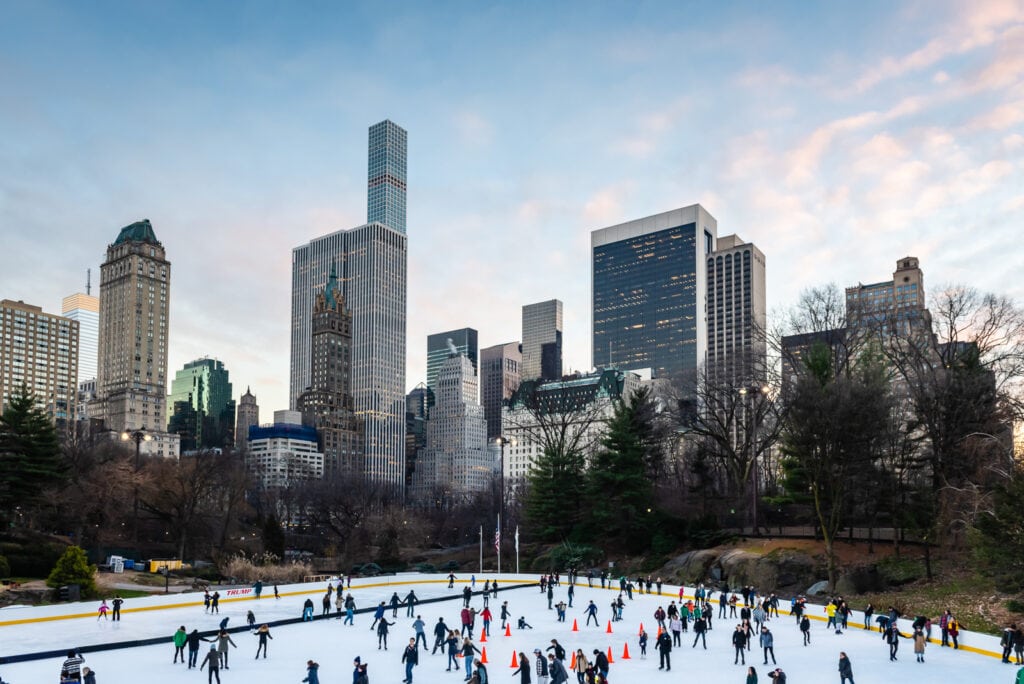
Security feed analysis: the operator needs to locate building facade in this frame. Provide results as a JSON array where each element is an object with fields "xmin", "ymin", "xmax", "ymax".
[
  {"xmin": 166, "ymin": 358, "xmax": 235, "ymax": 451},
  {"xmin": 426, "ymin": 328, "xmax": 478, "ymax": 404},
  {"xmin": 480, "ymin": 341, "xmax": 521, "ymax": 440},
  {"xmin": 61, "ymin": 290, "xmax": 99, "ymax": 384},
  {"xmin": 94, "ymin": 220, "xmax": 178, "ymax": 457},
  {"xmin": 0, "ymin": 299, "xmax": 79, "ymax": 426},
  {"xmin": 290, "ymin": 121, "xmax": 407, "ymax": 488},
  {"xmin": 296, "ymin": 268, "xmax": 363, "ymax": 476},
  {"xmin": 367, "ymin": 119, "xmax": 408, "ymax": 235},
  {"xmin": 706, "ymin": 234, "xmax": 767, "ymax": 385},
  {"xmin": 246, "ymin": 410, "xmax": 324, "ymax": 490},
  {"xmin": 521, "ymin": 299, "xmax": 562, "ymax": 382},
  {"xmin": 234, "ymin": 387, "xmax": 259, "ymax": 450},
  {"xmin": 410, "ymin": 353, "xmax": 494, "ymax": 505},
  {"xmin": 846, "ymin": 256, "xmax": 928, "ymax": 334},
  {"xmin": 591, "ymin": 204, "xmax": 718, "ymax": 380}
]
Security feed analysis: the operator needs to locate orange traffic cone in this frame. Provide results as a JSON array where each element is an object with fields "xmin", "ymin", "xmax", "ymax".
[
  {"xmin": 606, "ymin": 620, "xmax": 613, "ymax": 633},
  {"xmin": 657, "ymin": 625, "xmax": 663, "ymax": 637},
  {"xmin": 481, "ymin": 647, "xmax": 488, "ymax": 664},
  {"xmin": 622, "ymin": 643, "xmax": 631, "ymax": 659},
  {"xmin": 510, "ymin": 651, "xmax": 518, "ymax": 668},
  {"xmin": 638, "ymin": 621, "xmax": 645, "ymax": 636},
  {"xmin": 607, "ymin": 646, "xmax": 615, "ymax": 663},
  {"xmin": 481, "ymin": 629, "xmax": 487, "ymax": 643},
  {"xmin": 572, "ymin": 618, "xmax": 579, "ymax": 632},
  {"xmin": 504, "ymin": 623, "xmax": 512, "ymax": 637},
  {"xmin": 570, "ymin": 651, "xmax": 577, "ymax": 669}
]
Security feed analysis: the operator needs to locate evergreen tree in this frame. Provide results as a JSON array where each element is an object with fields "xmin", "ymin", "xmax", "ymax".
[
  {"xmin": 262, "ymin": 513, "xmax": 286, "ymax": 559},
  {"xmin": 0, "ymin": 383, "xmax": 65, "ymax": 522},
  {"xmin": 46, "ymin": 545, "xmax": 97, "ymax": 597},
  {"xmin": 524, "ymin": 444, "xmax": 587, "ymax": 542},
  {"xmin": 582, "ymin": 386, "xmax": 662, "ymax": 552},
  {"xmin": 972, "ymin": 469, "xmax": 1024, "ymax": 591}
]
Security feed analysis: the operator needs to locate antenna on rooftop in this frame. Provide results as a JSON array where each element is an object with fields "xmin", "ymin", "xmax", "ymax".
[{"xmin": 86, "ymin": 269, "xmax": 92, "ymax": 296}]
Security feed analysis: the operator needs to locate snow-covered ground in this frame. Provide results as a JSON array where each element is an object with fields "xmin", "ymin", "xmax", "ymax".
[{"xmin": 1, "ymin": 573, "xmax": 1019, "ymax": 683}]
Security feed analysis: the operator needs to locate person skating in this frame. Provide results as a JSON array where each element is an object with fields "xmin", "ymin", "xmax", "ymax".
[
  {"xmin": 693, "ymin": 615, "xmax": 708, "ymax": 649},
  {"xmin": 301, "ymin": 659, "xmax": 320, "ymax": 684},
  {"xmin": 211, "ymin": 591, "xmax": 220, "ymax": 613},
  {"xmin": 518, "ymin": 616, "xmax": 533, "ymax": 629},
  {"xmin": 173, "ymin": 625, "xmax": 187, "ymax": 663},
  {"xmin": 402, "ymin": 637, "xmax": 419, "ymax": 683},
  {"xmin": 60, "ymin": 650, "xmax": 85, "ymax": 682},
  {"xmin": 500, "ymin": 601, "xmax": 511, "ymax": 629},
  {"xmin": 273, "ymin": 584, "xmax": 279, "ymax": 599},
  {"xmin": 914, "ymin": 627, "xmax": 927, "ymax": 662},
  {"xmin": 573, "ymin": 649, "xmax": 589, "ymax": 684},
  {"xmin": 547, "ymin": 639, "xmax": 566, "ymax": 661},
  {"xmin": 760, "ymin": 626, "xmax": 776, "ymax": 665},
  {"xmin": 534, "ymin": 649, "xmax": 549, "ymax": 684},
  {"xmin": 671, "ymin": 616, "xmax": 682, "ymax": 646},
  {"xmin": 97, "ymin": 599, "xmax": 109, "ymax": 620},
  {"xmin": 547, "ymin": 582, "xmax": 554, "ymax": 610},
  {"xmin": 886, "ymin": 623, "xmax": 903, "ymax": 661},
  {"xmin": 218, "ymin": 616, "xmax": 229, "ymax": 632},
  {"xmin": 746, "ymin": 666, "xmax": 758, "ymax": 684},
  {"xmin": 412, "ymin": 615, "xmax": 427, "ymax": 650},
  {"xmin": 482, "ymin": 605, "xmax": 493, "ymax": 635},
  {"xmin": 111, "ymin": 595, "xmax": 123, "ymax": 621},
  {"xmin": 512, "ymin": 651, "xmax": 532, "ymax": 684},
  {"xmin": 547, "ymin": 654, "xmax": 568, "ymax": 684},
  {"xmin": 186, "ymin": 628, "xmax": 203, "ymax": 669},
  {"xmin": 839, "ymin": 651, "xmax": 854, "ymax": 684},
  {"xmin": 377, "ymin": 616, "xmax": 395, "ymax": 650},
  {"xmin": 214, "ymin": 629, "xmax": 236, "ymax": 669},
  {"xmin": 948, "ymin": 614, "xmax": 960, "ymax": 648},
  {"xmin": 432, "ymin": 617, "xmax": 449, "ymax": 654},
  {"xmin": 1003, "ymin": 625, "xmax": 1018, "ymax": 663},
  {"xmin": 199, "ymin": 644, "xmax": 221, "ymax": 684},
  {"xmin": 554, "ymin": 601, "xmax": 566, "ymax": 622},
  {"xmin": 657, "ymin": 627, "xmax": 673, "ymax": 670},
  {"xmin": 800, "ymin": 615, "xmax": 811, "ymax": 645},
  {"xmin": 591, "ymin": 649, "xmax": 609, "ymax": 681},
  {"xmin": 461, "ymin": 606, "xmax": 474, "ymax": 637},
  {"xmin": 246, "ymin": 609, "xmax": 256, "ymax": 631},
  {"xmin": 584, "ymin": 600, "xmax": 599, "ymax": 627},
  {"xmin": 864, "ymin": 604, "xmax": 875, "ymax": 631},
  {"xmin": 464, "ymin": 584, "xmax": 473, "ymax": 608},
  {"xmin": 390, "ymin": 591, "xmax": 402, "ymax": 618},
  {"xmin": 405, "ymin": 589, "xmax": 419, "ymax": 617},
  {"xmin": 461, "ymin": 637, "xmax": 481, "ymax": 681},
  {"xmin": 353, "ymin": 656, "xmax": 369, "ymax": 684},
  {"xmin": 567, "ymin": 581, "xmax": 574, "ymax": 608},
  {"xmin": 204, "ymin": 590, "xmax": 212, "ymax": 613},
  {"xmin": 767, "ymin": 668, "xmax": 786, "ymax": 683},
  {"xmin": 255, "ymin": 623, "xmax": 273, "ymax": 658},
  {"xmin": 733, "ymin": 624, "xmax": 748, "ymax": 665},
  {"xmin": 471, "ymin": 657, "xmax": 489, "ymax": 684},
  {"xmin": 448, "ymin": 572, "xmax": 458, "ymax": 589},
  {"xmin": 639, "ymin": 629, "xmax": 649, "ymax": 658},
  {"xmin": 302, "ymin": 597, "xmax": 315, "ymax": 621},
  {"xmin": 322, "ymin": 591, "xmax": 332, "ymax": 616},
  {"xmin": 446, "ymin": 630, "xmax": 460, "ymax": 671},
  {"xmin": 371, "ymin": 601, "xmax": 386, "ymax": 629},
  {"xmin": 82, "ymin": 666, "xmax": 96, "ymax": 684}
]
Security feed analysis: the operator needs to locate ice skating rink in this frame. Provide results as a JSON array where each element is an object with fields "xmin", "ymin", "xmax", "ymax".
[{"xmin": 0, "ymin": 573, "xmax": 1019, "ymax": 683}]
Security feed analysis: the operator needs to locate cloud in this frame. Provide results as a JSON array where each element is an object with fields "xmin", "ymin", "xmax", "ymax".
[
  {"xmin": 453, "ymin": 110, "xmax": 494, "ymax": 147},
  {"xmin": 610, "ymin": 97, "xmax": 690, "ymax": 159},
  {"xmin": 967, "ymin": 99, "xmax": 1024, "ymax": 130},
  {"xmin": 582, "ymin": 182, "xmax": 634, "ymax": 225}
]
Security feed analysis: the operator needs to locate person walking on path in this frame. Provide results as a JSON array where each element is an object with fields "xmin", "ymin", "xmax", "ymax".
[
  {"xmin": 512, "ymin": 651, "xmax": 532, "ymax": 684},
  {"xmin": 173, "ymin": 626, "xmax": 188, "ymax": 663},
  {"xmin": 214, "ymin": 629, "xmax": 236, "ymax": 669},
  {"xmin": 199, "ymin": 645, "xmax": 221, "ymax": 684},
  {"xmin": 760, "ymin": 626, "xmax": 776, "ymax": 665},
  {"xmin": 111, "ymin": 595, "xmax": 123, "ymax": 621},
  {"xmin": 657, "ymin": 627, "xmax": 673, "ymax": 670},
  {"xmin": 402, "ymin": 637, "xmax": 419, "ymax": 683},
  {"xmin": 839, "ymin": 651, "xmax": 854, "ymax": 684},
  {"xmin": 255, "ymin": 624, "xmax": 273, "ymax": 659},
  {"xmin": 301, "ymin": 659, "xmax": 320, "ymax": 684}
]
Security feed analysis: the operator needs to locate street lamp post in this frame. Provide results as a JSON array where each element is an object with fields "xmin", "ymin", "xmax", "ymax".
[
  {"xmin": 122, "ymin": 429, "xmax": 152, "ymax": 551},
  {"xmin": 738, "ymin": 385, "xmax": 769, "ymax": 535},
  {"xmin": 496, "ymin": 436, "xmax": 516, "ymax": 574}
]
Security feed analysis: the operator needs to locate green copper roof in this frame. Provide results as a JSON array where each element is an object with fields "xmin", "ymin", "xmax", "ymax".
[
  {"xmin": 114, "ymin": 219, "xmax": 159, "ymax": 245},
  {"xmin": 324, "ymin": 263, "xmax": 340, "ymax": 309}
]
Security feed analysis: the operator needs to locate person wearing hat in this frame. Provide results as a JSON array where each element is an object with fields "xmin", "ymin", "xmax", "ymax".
[
  {"xmin": 760, "ymin": 626, "xmax": 776, "ymax": 665},
  {"xmin": 353, "ymin": 657, "xmax": 368, "ymax": 684},
  {"xmin": 199, "ymin": 644, "xmax": 221, "ymax": 684},
  {"xmin": 302, "ymin": 659, "xmax": 320, "ymax": 684},
  {"xmin": 534, "ymin": 649, "xmax": 549, "ymax": 684}
]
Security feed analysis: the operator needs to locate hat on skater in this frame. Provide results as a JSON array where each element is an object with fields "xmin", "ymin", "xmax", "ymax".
[{"xmin": 354, "ymin": 656, "xmax": 361, "ymax": 663}]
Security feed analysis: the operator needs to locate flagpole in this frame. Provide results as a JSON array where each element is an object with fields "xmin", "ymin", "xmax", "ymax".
[
  {"xmin": 515, "ymin": 525, "xmax": 520, "ymax": 575},
  {"xmin": 479, "ymin": 525, "xmax": 483, "ymax": 575},
  {"xmin": 497, "ymin": 514, "xmax": 501, "ymax": 575}
]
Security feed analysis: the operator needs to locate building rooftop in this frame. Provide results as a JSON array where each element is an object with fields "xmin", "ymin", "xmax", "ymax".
[{"xmin": 113, "ymin": 219, "xmax": 160, "ymax": 246}]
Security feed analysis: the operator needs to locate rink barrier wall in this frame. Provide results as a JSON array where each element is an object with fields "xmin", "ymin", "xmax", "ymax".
[{"xmin": 0, "ymin": 580, "xmax": 535, "ymax": 665}]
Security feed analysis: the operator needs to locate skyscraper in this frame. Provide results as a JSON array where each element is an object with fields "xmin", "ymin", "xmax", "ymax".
[
  {"xmin": 167, "ymin": 358, "xmax": 235, "ymax": 450},
  {"xmin": 591, "ymin": 204, "xmax": 718, "ymax": 380},
  {"xmin": 235, "ymin": 386, "xmax": 259, "ymax": 450},
  {"xmin": 0, "ymin": 299, "xmax": 78, "ymax": 426},
  {"xmin": 521, "ymin": 299, "xmax": 562, "ymax": 381},
  {"xmin": 426, "ymin": 328, "xmax": 478, "ymax": 400},
  {"xmin": 706, "ymin": 235, "xmax": 767, "ymax": 385},
  {"xmin": 95, "ymin": 220, "xmax": 178, "ymax": 457},
  {"xmin": 62, "ymin": 286, "xmax": 98, "ymax": 384},
  {"xmin": 480, "ymin": 341, "xmax": 521, "ymax": 440},
  {"xmin": 367, "ymin": 120, "xmax": 407, "ymax": 234},
  {"xmin": 296, "ymin": 268, "xmax": 362, "ymax": 476},
  {"xmin": 290, "ymin": 120, "xmax": 407, "ymax": 488}
]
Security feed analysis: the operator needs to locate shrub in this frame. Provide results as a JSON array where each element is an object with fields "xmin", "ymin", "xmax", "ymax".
[
  {"xmin": 0, "ymin": 554, "xmax": 9, "ymax": 578},
  {"xmin": 46, "ymin": 546, "xmax": 97, "ymax": 597},
  {"xmin": 547, "ymin": 542, "xmax": 602, "ymax": 571},
  {"xmin": 219, "ymin": 553, "xmax": 313, "ymax": 583},
  {"xmin": 1005, "ymin": 598, "xmax": 1024, "ymax": 614}
]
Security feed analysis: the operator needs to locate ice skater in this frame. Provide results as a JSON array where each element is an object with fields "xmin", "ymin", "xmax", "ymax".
[
  {"xmin": 839, "ymin": 651, "xmax": 854, "ymax": 684},
  {"xmin": 377, "ymin": 616, "xmax": 395, "ymax": 650},
  {"xmin": 301, "ymin": 659, "xmax": 320, "ymax": 684},
  {"xmin": 199, "ymin": 644, "xmax": 221, "ymax": 684},
  {"xmin": 60, "ymin": 649, "xmax": 85, "ymax": 682},
  {"xmin": 111, "ymin": 595, "xmax": 123, "ymax": 621},
  {"xmin": 402, "ymin": 637, "xmax": 419, "ymax": 683},
  {"xmin": 214, "ymin": 629, "xmax": 236, "ymax": 669},
  {"xmin": 173, "ymin": 625, "xmax": 187, "ymax": 663},
  {"xmin": 97, "ymin": 599, "xmax": 109, "ymax": 620},
  {"xmin": 255, "ymin": 624, "xmax": 273, "ymax": 658}
]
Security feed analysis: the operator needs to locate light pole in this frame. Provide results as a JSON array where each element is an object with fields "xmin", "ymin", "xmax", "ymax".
[
  {"xmin": 122, "ymin": 428, "xmax": 152, "ymax": 552},
  {"xmin": 495, "ymin": 436, "xmax": 516, "ymax": 574},
  {"xmin": 738, "ymin": 385, "xmax": 769, "ymax": 534}
]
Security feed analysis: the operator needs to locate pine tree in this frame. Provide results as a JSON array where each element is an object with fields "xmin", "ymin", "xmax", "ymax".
[
  {"xmin": 0, "ymin": 383, "xmax": 66, "ymax": 522},
  {"xmin": 525, "ymin": 445, "xmax": 587, "ymax": 542},
  {"xmin": 46, "ymin": 545, "xmax": 97, "ymax": 597}
]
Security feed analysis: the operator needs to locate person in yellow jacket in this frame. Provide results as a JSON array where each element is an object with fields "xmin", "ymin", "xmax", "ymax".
[{"xmin": 826, "ymin": 603, "xmax": 838, "ymax": 630}]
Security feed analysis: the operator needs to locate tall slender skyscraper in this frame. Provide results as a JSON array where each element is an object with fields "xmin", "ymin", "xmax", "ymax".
[
  {"xmin": 291, "ymin": 121, "xmax": 408, "ymax": 488},
  {"xmin": 95, "ymin": 220, "xmax": 178, "ymax": 457},
  {"xmin": 521, "ymin": 300, "xmax": 562, "ymax": 381},
  {"xmin": 591, "ymin": 204, "xmax": 718, "ymax": 380},
  {"xmin": 62, "ymin": 282, "xmax": 99, "ymax": 384},
  {"xmin": 367, "ymin": 120, "xmax": 408, "ymax": 234},
  {"xmin": 706, "ymin": 235, "xmax": 767, "ymax": 385},
  {"xmin": 480, "ymin": 341, "xmax": 521, "ymax": 440}
]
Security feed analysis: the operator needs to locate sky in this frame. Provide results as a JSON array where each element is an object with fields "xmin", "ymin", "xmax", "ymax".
[{"xmin": 1, "ymin": 0, "xmax": 1022, "ymax": 415}]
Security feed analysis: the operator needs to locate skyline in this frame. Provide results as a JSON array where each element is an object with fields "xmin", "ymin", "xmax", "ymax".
[{"xmin": 1, "ymin": 1, "xmax": 1022, "ymax": 415}]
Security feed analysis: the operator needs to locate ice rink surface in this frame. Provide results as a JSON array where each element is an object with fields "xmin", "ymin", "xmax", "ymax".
[{"xmin": 1, "ymin": 574, "xmax": 1021, "ymax": 683}]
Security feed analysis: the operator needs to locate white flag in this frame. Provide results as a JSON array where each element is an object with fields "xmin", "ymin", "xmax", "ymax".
[{"xmin": 515, "ymin": 526, "xmax": 519, "ymax": 553}]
